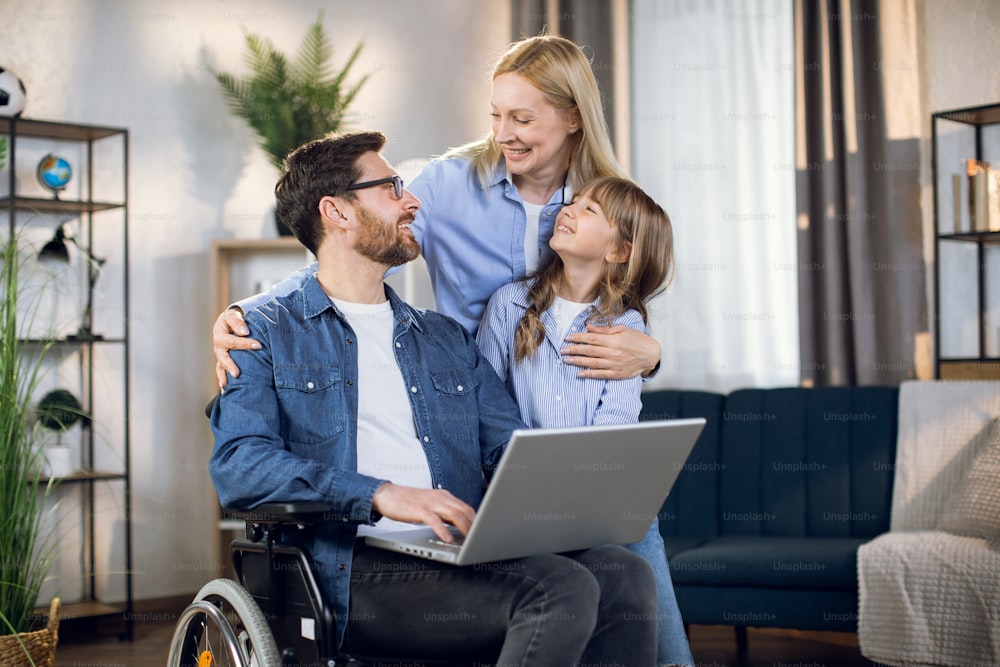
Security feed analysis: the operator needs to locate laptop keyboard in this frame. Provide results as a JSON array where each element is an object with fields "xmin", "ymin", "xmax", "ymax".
[{"xmin": 428, "ymin": 529, "xmax": 465, "ymax": 549}]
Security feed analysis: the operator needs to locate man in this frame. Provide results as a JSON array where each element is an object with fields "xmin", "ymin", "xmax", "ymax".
[{"xmin": 209, "ymin": 131, "xmax": 657, "ymax": 665}]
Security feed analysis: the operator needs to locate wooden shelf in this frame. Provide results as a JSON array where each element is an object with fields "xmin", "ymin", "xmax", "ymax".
[
  {"xmin": 0, "ymin": 195, "xmax": 124, "ymax": 215},
  {"xmin": 939, "ymin": 360, "xmax": 1000, "ymax": 380},
  {"xmin": 935, "ymin": 104, "xmax": 1000, "ymax": 127},
  {"xmin": 38, "ymin": 470, "xmax": 127, "ymax": 485},
  {"xmin": 0, "ymin": 116, "xmax": 126, "ymax": 142}
]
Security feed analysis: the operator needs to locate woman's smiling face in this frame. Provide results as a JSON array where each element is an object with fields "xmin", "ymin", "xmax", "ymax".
[{"xmin": 490, "ymin": 72, "xmax": 579, "ymax": 184}]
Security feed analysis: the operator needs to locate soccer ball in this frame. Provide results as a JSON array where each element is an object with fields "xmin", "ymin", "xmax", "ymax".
[{"xmin": 0, "ymin": 67, "xmax": 27, "ymax": 117}]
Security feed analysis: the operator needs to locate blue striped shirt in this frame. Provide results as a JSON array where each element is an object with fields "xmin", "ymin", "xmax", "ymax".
[{"xmin": 476, "ymin": 280, "xmax": 644, "ymax": 428}]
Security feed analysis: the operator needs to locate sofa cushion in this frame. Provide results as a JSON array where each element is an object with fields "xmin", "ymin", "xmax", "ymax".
[
  {"xmin": 717, "ymin": 387, "xmax": 897, "ymax": 540},
  {"xmin": 669, "ymin": 536, "xmax": 868, "ymax": 590},
  {"xmin": 938, "ymin": 418, "xmax": 1000, "ymax": 539},
  {"xmin": 662, "ymin": 535, "xmax": 709, "ymax": 560}
]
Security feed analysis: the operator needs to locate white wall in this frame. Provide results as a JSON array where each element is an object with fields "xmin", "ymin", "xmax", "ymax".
[{"xmin": 3, "ymin": 0, "xmax": 509, "ymax": 601}]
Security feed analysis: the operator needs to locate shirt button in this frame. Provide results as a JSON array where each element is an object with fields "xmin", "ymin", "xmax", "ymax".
[
  {"xmin": 347, "ymin": 338, "xmax": 354, "ymax": 345},
  {"xmin": 556, "ymin": 395, "xmax": 562, "ymax": 401},
  {"xmin": 423, "ymin": 436, "xmax": 430, "ymax": 443},
  {"xmin": 306, "ymin": 381, "xmax": 315, "ymax": 389},
  {"xmin": 347, "ymin": 379, "xmax": 354, "ymax": 387},
  {"xmin": 410, "ymin": 386, "xmax": 417, "ymax": 393},
  {"xmin": 395, "ymin": 342, "xmax": 401, "ymax": 348},
  {"xmin": 338, "ymin": 563, "xmax": 346, "ymax": 571},
  {"xmin": 456, "ymin": 385, "xmax": 464, "ymax": 392}
]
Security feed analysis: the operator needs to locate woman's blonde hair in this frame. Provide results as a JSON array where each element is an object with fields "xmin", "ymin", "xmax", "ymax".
[
  {"xmin": 514, "ymin": 177, "xmax": 674, "ymax": 362},
  {"xmin": 445, "ymin": 35, "xmax": 628, "ymax": 189}
]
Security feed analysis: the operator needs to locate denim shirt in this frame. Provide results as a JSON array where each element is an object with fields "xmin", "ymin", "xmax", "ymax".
[
  {"xmin": 210, "ymin": 276, "xmax": 525, "ymax": 648},
  {"xmin": 236, "ymin": 157, "xmax": 566, "ymax": 336}
]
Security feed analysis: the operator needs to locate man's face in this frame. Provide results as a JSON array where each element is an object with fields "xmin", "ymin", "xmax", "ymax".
[{"xmin": 348, "ymin": 152, "xmax": 421, "ymax": 267}]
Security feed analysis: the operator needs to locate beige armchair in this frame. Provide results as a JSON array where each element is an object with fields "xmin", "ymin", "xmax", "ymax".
[{"xmin": 857, "ymin": 380, "xmax": 1000, "ymax": 666}]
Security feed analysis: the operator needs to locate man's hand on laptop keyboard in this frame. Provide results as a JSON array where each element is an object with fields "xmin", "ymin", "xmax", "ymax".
[{"xmin": 371, "ymin": 482, "xmax": 476, "ymax": 542}]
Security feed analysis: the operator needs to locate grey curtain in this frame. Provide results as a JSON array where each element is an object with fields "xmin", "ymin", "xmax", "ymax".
[
  {"xmin": 794, "ymin": 0, "xmax": 926, "ymax": 385},
  {"xmin": 510, "ymin": 0, "xmax": 617, "ymax": 147}
]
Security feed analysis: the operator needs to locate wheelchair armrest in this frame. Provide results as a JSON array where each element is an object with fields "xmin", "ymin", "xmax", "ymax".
[{"xmin": 225, "ymin": 502, "xmax": 333, "ymax": 524}]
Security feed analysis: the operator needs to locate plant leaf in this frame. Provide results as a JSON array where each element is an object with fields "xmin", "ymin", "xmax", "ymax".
[{"xmin": 211, "ymin": 13, "xmax": 369, "ymax": 169}]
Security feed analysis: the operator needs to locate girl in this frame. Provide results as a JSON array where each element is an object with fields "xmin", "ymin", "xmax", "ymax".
[{"xmin": 476, "ymin": 176, "xmax": 685, "ymax": 667}]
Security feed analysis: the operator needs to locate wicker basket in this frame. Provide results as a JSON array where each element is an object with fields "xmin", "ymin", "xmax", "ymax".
[{"xmin": 0, "ymin": 598, "xmax": 60, "ymax": 667}]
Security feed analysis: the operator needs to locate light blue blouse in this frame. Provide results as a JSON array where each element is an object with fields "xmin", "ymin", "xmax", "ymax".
[{"xmin": 476, "ymin": 279, "xmax": 644, "ymax": 428}]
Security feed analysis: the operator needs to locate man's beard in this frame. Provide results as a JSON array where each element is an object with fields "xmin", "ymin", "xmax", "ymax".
[{"xmin": 353, "ymin": 208, "xmax": 420, "ymax": 267}]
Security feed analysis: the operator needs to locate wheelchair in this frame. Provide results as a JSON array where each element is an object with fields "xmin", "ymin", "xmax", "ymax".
[{"xmin": 167, "ymin": 501, "xmax": 484, "ymax": 667}]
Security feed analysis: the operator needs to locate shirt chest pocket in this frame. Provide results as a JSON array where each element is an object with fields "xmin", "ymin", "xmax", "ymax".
[
  {"xmin": 429, "ymin": 369, "xmax": 479, "ymax": 443},
  {"xmin": 275, "ymin": 364, "xmax": 347, "ymax": 445}
]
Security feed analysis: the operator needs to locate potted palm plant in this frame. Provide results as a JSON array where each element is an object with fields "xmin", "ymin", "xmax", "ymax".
[
  {"xmin": 0, "ymin": 235, "xmax": 61, "ymax": 666},
  {"xmin": 212, "ymin": 11, "xmax": 369, "ymax": 234}
]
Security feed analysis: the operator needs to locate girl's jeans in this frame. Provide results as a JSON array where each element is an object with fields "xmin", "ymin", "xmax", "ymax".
[{"xmin": 625, "ymin": 519, "xmax": 695, "ymax": 667}]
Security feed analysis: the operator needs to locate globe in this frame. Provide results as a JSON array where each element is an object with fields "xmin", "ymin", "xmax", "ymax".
[{"xmin": 37, "ymin": 154, "xmax": 72, "ymax": 195}]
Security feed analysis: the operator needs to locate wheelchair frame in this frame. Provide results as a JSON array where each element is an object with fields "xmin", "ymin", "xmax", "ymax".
[
  {"xmin": 166, "ymin": 502, "xmax": 357, "ymax": 667},
  {"xmin": 167, "ymin": 503, "xmax": 487, "ymax": 667}
]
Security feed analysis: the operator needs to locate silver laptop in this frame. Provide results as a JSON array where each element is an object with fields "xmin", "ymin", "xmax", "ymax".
[{"xmin": 364, "ymin": 418, "xmax": 705, "ymax": 565}]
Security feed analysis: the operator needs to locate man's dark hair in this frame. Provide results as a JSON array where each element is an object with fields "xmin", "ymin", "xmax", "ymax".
[{"xmin": 274, "ymin": 131, "xmax": 387, "ymax": 254}]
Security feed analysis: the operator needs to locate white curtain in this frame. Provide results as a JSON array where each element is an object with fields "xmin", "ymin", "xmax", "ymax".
[{"xmin": 631, "ymin": 0, "xmax": 798, "ymax": 391}]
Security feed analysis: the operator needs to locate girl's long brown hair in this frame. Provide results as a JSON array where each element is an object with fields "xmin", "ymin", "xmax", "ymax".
[{"xmin": 514, "ymin": 177, "xmax": 674, "ymax": 362}]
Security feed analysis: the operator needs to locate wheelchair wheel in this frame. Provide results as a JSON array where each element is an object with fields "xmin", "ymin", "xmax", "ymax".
[{"xmin": 167, "ymin": 578, "xmax": 281, "ymax": 667}]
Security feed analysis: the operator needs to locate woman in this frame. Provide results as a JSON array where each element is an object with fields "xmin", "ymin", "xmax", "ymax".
[{"xmin": 211, "ymin": 34, "xmax": 693, "ymax": 666}]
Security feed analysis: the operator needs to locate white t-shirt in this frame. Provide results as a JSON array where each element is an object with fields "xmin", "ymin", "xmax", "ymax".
[
  {"xmin": 551, "ymin": 296, "xmax": 594, "ymax": 343},
  {"xmin": 332, "ymin": 298, "xmax": 433, "ymax": 535},
  {"xmin": 523, "ymin": 201, "xmax": 544, "ymax": 274}
]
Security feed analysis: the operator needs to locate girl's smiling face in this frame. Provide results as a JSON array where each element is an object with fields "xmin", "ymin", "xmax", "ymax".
[{"xmin": 549, "ymin": 190, "xmax": 626, "ymax": 266}]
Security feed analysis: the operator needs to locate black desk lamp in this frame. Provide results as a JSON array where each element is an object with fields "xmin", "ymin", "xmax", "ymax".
[{"xmin": 38, "ymin": 224, "xmax": 106, "ymax": 340}]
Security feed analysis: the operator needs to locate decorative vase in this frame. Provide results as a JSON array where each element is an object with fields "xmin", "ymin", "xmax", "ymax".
[{"xmin": 43, "ymin": 446, "xmax": 75, "ymax": 478}]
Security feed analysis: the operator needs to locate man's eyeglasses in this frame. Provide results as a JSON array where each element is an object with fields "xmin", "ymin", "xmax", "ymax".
[{"xmin": 346, "ymin": 175, "xmax": 404, "ymax": 199}]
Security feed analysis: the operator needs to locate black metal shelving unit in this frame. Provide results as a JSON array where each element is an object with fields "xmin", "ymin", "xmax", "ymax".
[
  {"xmin": 2, "ymin": 115, "xmax": 132, "ymax": 638},
  {"xmin": 931, "ymin": 103, "xmax": 1000, "ymax": 380}
]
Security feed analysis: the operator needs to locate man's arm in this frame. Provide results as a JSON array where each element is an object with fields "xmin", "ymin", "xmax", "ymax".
[
  {"xmin": 561, "ymin": 324, "xmax": 661, "ymax": 381},
  {"xmin": 372, "ymin": 483, "xmax": 476, "ymax": 542},
  {"xmin": 210, "ymin": 307, "xmax": 385, "ymax": 522}
]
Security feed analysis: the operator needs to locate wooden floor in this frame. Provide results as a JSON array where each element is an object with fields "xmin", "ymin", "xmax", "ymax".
[{"xmin": 53, "ymin": 609, "xmax": 882, "ymax": 667}]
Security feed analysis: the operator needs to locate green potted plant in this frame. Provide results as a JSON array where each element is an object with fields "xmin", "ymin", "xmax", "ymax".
[
  {"xmin": 0, "ymin": 235, "xmax": 61, "ymax": 666},
  {"xmin": 212, "ymin": 11, "xmax": 369, "ymax": 234}
]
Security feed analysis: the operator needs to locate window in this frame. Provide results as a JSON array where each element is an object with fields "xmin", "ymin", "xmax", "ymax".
[{"xmin": 631, "ymin": 0, "xmax": 798, "ymax": 390}]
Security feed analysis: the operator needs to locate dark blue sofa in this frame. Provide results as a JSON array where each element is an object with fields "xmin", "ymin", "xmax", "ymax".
[{"xmin": 641, "ymin": 387, "xmax": 899, "ymax": 646}]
